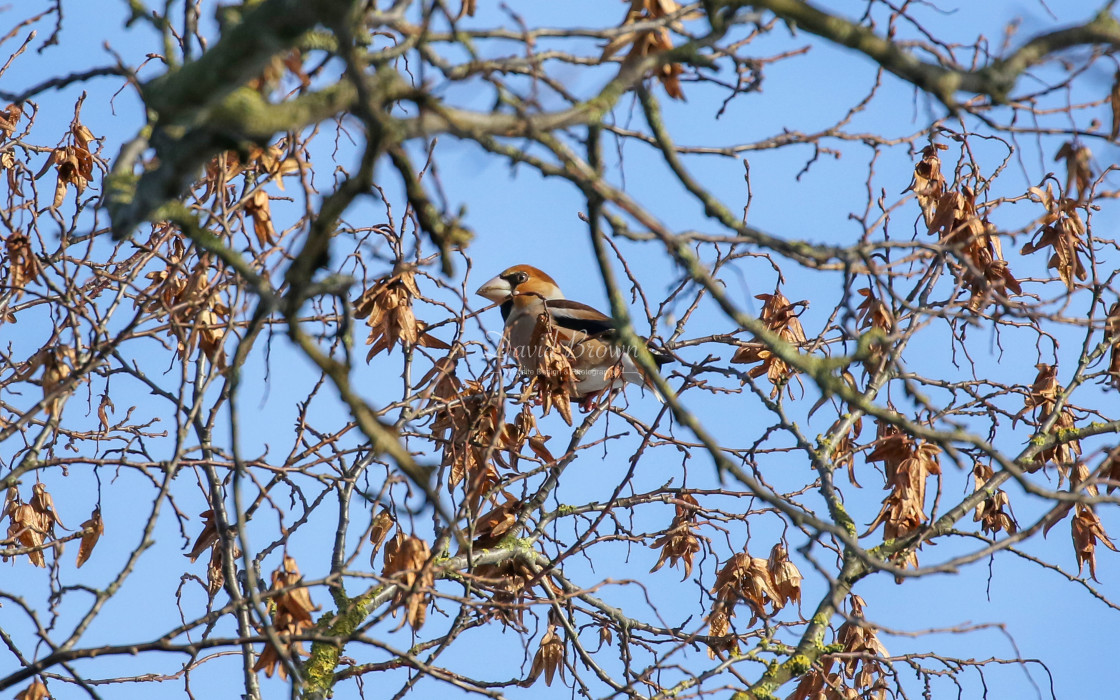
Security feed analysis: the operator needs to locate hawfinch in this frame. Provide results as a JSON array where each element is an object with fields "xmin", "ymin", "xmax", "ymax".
[{"xmin": 475, "ymin": 264, "xmax": 670, "ymax": 401}]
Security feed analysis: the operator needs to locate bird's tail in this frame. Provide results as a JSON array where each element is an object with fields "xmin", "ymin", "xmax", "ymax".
[{"xmin": 634, "ymin": 340, "xmax": 673, "ymax": 402}]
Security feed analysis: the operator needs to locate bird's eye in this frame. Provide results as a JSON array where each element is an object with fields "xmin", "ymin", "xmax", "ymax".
[{"xmin": 513, "ymin": 271, "xmax": 529, "ymax": 285}]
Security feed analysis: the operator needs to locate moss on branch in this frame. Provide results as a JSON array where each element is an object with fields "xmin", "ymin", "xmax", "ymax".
[
  {"xmin": 301, "ymin": 589, "xmax": 379, "ymax": 699},
  {"xmin": 145, "ymin": 0, "xmax": 361, "ymax": 118},
  {"xmin": 740, "ymin": 0, "xmax": 1120, "ymax": 106}
]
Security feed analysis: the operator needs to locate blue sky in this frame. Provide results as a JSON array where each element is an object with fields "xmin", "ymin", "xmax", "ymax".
[{"xmin": 5, "ymin": 0, "xmax": 1120, "ymax": 698}]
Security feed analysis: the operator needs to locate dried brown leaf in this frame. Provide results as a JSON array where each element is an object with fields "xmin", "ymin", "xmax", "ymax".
[
  {"xmin": 271, "ymin": 554, "xmax": 319, "ymax": 624},
  {"xmin": 528, "ymin": 314, "xmax": 577, "ymax": 425},
  {"xmin": 649, "ymin": 493, "xmax": 701, "ymax": 579},
  {"xmin": 598, "ymin": 624, "xmax": 613, "ymax": 649},
  {"xmin": 97, "ymin": 393, "xmax": 115, "ymax": 433},
  {"xmin": 603, "ymin": 0, "xmax": 687, "ymax": 99},
  {"xmin": 0, "ymin": 104, "xmax": 22, "ymax": 140},
  {"xmin": 972, "ymin": 463, "xmax": 1016, "ymax": 536},
  {"xmin": 356, "ymin": 268, "xmax": 442, "ymax": 358},
  {"xmin": 3, "ymin": 486, "xmax": 19, "ymax": 521},
  {"xmin": 731, "ymin": 290, "xmax": 806, "ymax": 397},
  {"xmin": 1072, "ymin": 504, "xmax": 1117, "ymax": 581},
  {"xmin": 1110, "ymin": 70, "xmax": 1120, "ymax": 141},
  {"xmin": 527, "ymin": 435, "xmax": 555, "ymax": 464},
  {"xmin": 10, "ymin": 503, "xmax": 46, "ymax": 567},
  {"xmin": 527, "ymin": 625, "xmax": 565, "ymax": 686},
  {"xmin": 4, "ymin": 231, "xmax": 42, "ymax": 301},
  {"xmin": 1106, "ymin": 301, "xmax": 1120, "ymax": 389},
  {"xmin": 76, "ymin": 508, "xmax": 104, "ymax": 568},
  {"xmin": 206, "ymin": 544, "xmax": 227, "ymax": 595},
  {"xmin": 383, "ymin": 532, "xmax": 433, "ymax": 630},
  {"xmin": 368, "ymin": 508, "xmax": 394, "ymax": 566},
  {"xmin": 906, "ymin": 143, "xmax": 948, "ymax": 226},
  {"xmin": 244, "ymin": 189, "xmax": 275, "ymax": 248},
  {"xmin": 865, "ymin": 436, "xmax": 940, "ymax": 573},
  {"xmin": 1055, "ymin": 141, "xmax": 1093, "ymax": 201},
  {"xmin": 30, "ymin": 482, "xmax": 65, "ymax": 532},
  {"xmin": 1103, "ymin": 446, "xmax": 1120, "ymax": 494},
  {"xmin": 253, "ymin": 557, "xmax": 315, "ymax": 680},
  {"xmin": 855, "ymin": 288, "xmax": 893, "ymax": 332},
  {"xmin": 712, "ymin": 550, "xmax": 780, "ymax": 623},
  {"xmin": 767, "ymin": 542, "xmax": 802, "ymax": 609},
  {"xmin": 39, "ymin": 346, "xmax": 75, "ymax": 419},
  {"xmin": 14, "ymin": 680, "xmax": 49, "ymax": 700},
  {"xmin": 704, "ymin": 601, "xmax": 739, "ymax": 658},
  {"xmin": 185, "ymin": 510, "xmax": 219, "ymax": 562},
  {"xmin": 1021, "ymin": 192, "xmax": 1088, "ymax": 290},
  {"xmin": 473, "ymin": 496, "xmax": 521, "ymax": 549}
]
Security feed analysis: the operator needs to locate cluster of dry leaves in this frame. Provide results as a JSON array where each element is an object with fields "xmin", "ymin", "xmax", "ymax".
[
  {"xmin": 371, "ymin": 500, "xmax": 560, "ymax": 668},
  {"xmin": 863, "ymin": 424, "xmax": 941, "ymax": 573},
  {"xmin": 247, "ymin": 49, "xmax": 312, "ymax": 95},
  {"xmin": 1106, "ymin": 301, "xmax": 1120, "ymax": 388},
  {"xmin": 197, "ymin": 143, "xmax": 301, "ymax": 254},
  {"xmin": 429, "ymin": 373, "xmax": 514, "ymax": 507},
  {"xmin": 0, "ymin": 104, "xmax": 25, "ymax": 212},
  {"xmin": 1070, "ymin": 504, "xmax": 1118, "ymax": 581},
  {"xmin": 828, "ymin": 413, "xmax": 864, "ymax": 486},
  {"xmin": 360, "ymin": 339, "xmax": 568, "ymax": 640},
  {"xmin": 971, "ymin": 463, "xmax": 1016, "ymax": 536},
  {"xmin": 523, "ymin": 314, "xmax": 580, "ymax": 423},
  {"xmin": 12, "ymin": 344, "xmax": 77, "ymax": 419},
  {"xmin": 254, "ymin": 555, "xmax": 320, "ymax": 679},
  {"xmin": 430, "ymin": 372, "xmax": 505, "ymax": 509},
  {"xmin": 32, "ymin": 117, "xmax": 99, "ymax": 210},
  {"xmin": 382, "ymin": 530, "xmax": 434, "ymax": 631},
  {"xmin": 706, "ymin": 542, "xmax": 802, "ymax": 656},
  {"xmin": 354, "ymin": 266, "xmax": 449, "ymax": 360},
  {"xmin": 1055, "ymin": 141, "xmax": 1094, "ymax": 202},
  {"xmin": 184, "ymin": 509, "xmax": 236, "ymax": 595},
  {"xmin": 909, "ymin": 140, "xmax": 1099, "ymax": 312},
  {"xmin": 1022, "ymin": 182, "xmax": 1088, "ymax": 291},
  {"xmin": 139, "ymin": 235, "xmax": 230, "ymax": 369},
  {"xmin": 649, "ymin": 492, "xmax": 702, "ymax": 578},
  {"xmin": 849, "ymin": 286, "xmax": 895, "ymax": 380},
  {"xmin": 367, "ymin": 500, "xmax": 443, "ymax": 637},
  {"xmin": 2, "ymin": 484, "xmax": 101, "ymax": 568},
  {"xmin": 818, "ymin": 372, "xmax": 864, "ymax": 485},
  {"xmin": 854, "ymin": 288, "xmax": 893, "ymax": 337},
  {"xmin": 789, "ymin": 595, "xmax": 889, "ymax": 700},
  {"xmin": 2, "ymin": 229, "xmax": 41, "ymax": 316},
  {"xmin": 13, "ymin": 680, "xmax": 49, "ymax": 700},
  {"xmin": 732, "ymin": 290, "xmax": 807, "ymax": 397},
  {"xmin": 527, "ymin": 614, "xmax": 566, "ymax": 687},
  {"xmin": 910, "ymin": 145, "xmax": 1021, "ymax": 311},
  {"xmin": 602, "ymin": 0, "xmax": 691, "ymax": 99},
  {"xmin": 1020, "ymin": 363, "xmax": 1081, "ymax": 472},
  {"xmin": 470, "ymin": 496, "xmax": 562, "ymax": 632},
  {"xmin": 0, "ymin": 103, "xmax": 22, "ymax": 139},
  {"xmin": 425, "ymin": 353, "xmax": 556, "ymax": 507},
  {"xmin": 1012, "ymin": 363, "xmax": 1120, "ymax": 579}
]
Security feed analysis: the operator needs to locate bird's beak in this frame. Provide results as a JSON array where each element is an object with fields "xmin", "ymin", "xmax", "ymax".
[{"xmin": 475, "ymin": 276, "xmax": 512, "ymax": 303}]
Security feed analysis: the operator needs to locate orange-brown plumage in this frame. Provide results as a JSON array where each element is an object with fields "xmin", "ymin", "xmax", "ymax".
[{"xmin": 475, "ymin": 265, "xmax": 669, "ymax": 401}]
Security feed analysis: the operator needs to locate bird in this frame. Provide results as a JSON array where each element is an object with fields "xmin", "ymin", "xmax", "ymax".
[{"xmin": 475, "ymin": 264, "xmax": 670, "ymax": 403}]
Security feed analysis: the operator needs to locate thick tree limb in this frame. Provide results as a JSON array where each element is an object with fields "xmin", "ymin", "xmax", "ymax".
[{"xmin": 742, "ymin": 0, "xmax": 1120, "ymax": 106}]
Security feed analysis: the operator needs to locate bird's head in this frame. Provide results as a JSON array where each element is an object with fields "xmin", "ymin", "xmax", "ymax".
[{"xmin": 475, "ymin": 265, "xmax": 563, "ymax": 304}]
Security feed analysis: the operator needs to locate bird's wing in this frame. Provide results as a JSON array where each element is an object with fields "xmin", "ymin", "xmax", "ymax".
[
  {"xmin": 544, "ymin": 299, "xmax": 616, "ymax": 337},
  {"xmin": 546, "ymin": 299, "xmax": 674, "ymax": 364}
]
